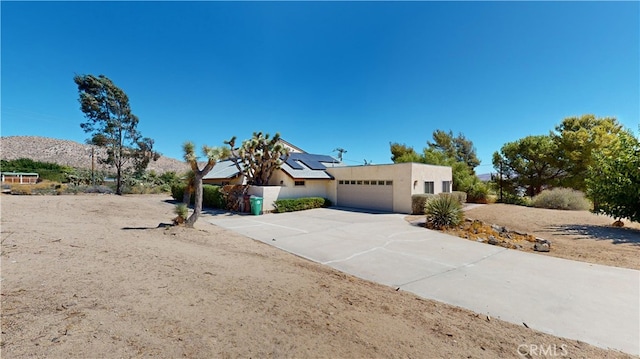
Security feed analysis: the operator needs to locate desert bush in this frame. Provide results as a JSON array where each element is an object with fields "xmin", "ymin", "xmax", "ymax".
[
  {"xmin": 425, "ymin": 195, "xmax": 464, "ymax": 229},
  {"xmin": 170, "ymin": 184, "xmax": 224, "ymax": 208},
  {"xmin": 465, "ymin": 181, "xmax": 489, "ymax": 203},
  {"xmin": 273, "ymin": 197, "xmax": 331, "ymax": 213},
  {"xmin": 10, "ymin": 181, "xmax": 65, "ymax": 195},
  {"xmin": 532, "ymin": 188, "xmax": 591, "ymax": 211},
  {"xmin": 411, "ymin": 194, "xmax": 438, "ymax": 214},
  {"xmin": 63, "ymin": 185, "xmax": 114, "ymax": 195},
  {"xmin": 441, "ymin": 191, "xmax": 467, "ymax": 204},
  {"xmin": 500, "ymin": 193, "xmax": 532, "ymax": 207}
]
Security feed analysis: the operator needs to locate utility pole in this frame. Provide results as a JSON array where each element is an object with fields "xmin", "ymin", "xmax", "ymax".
[{"xmin": 91, "ymin": 147, "xmax": 95, "ymax": 186}]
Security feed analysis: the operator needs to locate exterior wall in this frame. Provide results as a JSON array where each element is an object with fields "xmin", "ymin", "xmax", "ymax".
[
  {"xmin": 326, "ymin": 163, "xmax": 452, "ymax": 214},
  {"xmin": 268, "ymin": 171, "xmax": 332, "ymax": 199}
]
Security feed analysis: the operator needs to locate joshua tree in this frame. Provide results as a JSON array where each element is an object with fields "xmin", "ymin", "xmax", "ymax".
[
  {"xmin": 182, "ymin": 142, "xmax": 229, "ymax": 227},
  {"xmin": 225, "ymin": 132, "xmax": 289, "ymax": 185}
]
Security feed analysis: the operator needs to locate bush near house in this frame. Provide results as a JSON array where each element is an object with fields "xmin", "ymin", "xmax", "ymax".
[
  {"xmin": 411, "ymin": 194, "xmax": 439, "ymax": 215},
  {"xmin": 273, "ymin": 197, "xmax": 331, "ymax": 213},
  {"xmin": 531, "ymin": 188, "xmax": 591, "ymax": 211},
  {"xmin": 171, "ymin": 184, "xmax": 225, "ymax": 208}
]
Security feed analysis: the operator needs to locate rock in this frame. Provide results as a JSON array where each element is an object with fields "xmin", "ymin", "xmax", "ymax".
[
  {"xmin": 535, "ymin": 238, "xmax": 552, "ymax": 246},
  {"xmin": 491, "ymin": 224, "xmax": 502, "ymax": 232},
  {"xmin": 488, "ymin": 236, "xmax": 499, "ymax": 245},
  {"xmin": 534, "ymin": 241, "xmax": 550, "ymax": 252}
]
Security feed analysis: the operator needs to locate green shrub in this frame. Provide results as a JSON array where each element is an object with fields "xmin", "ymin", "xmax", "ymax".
[
  {"xmin": 532, "ymin": 188, "xmax": 591, "ymax": 211},
  {"xmin": 203, "ymin": 185, "xmax": 225, "ymax": 208},
  {"xmin": 411, "ymin": 194, "xmax": 438, "ymax": 214},
  {"xmin": 273, "ymin": 197, "xmax": 331, "ymax": 213},
  {"xmin": 171, "ymin": 183, "xmax": 186, "ymax": 201},
  {"xmin": 466, "ymin": 181, "xmax": 489, "ymax": 203},
  {"xmin": 170, "ymin": 183, "xmax": 224, "ymax": 208},
  {"xmin": 425, "ymin": 195, "xmax": 464, "ymax": 229},
  {"xmin": 500, "ymin": 193, "xmax": 532, "ymax": 207}
]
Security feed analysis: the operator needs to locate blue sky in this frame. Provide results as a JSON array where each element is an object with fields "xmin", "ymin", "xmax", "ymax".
[{"xmin": 2, "ymin": 1, "xmax": 638, "ymax": 173}]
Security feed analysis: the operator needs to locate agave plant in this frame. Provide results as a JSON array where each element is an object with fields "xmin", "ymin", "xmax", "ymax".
[{"xmin": 425, "ymin": 195, "xmax": 464, "ymax": 230}]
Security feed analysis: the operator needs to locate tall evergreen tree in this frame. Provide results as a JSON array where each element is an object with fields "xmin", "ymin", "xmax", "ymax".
[{"xmin": 74, "ymin": 74, "xmax": 157, "ymax": 194}]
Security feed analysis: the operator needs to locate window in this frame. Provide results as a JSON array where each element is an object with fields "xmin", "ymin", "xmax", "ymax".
[
  {"xmin": 356, "ymin": 180, "xmax": 363, "ymax": 185},
  {"xmin": 386, "ymin": 181, "xmax": 393, "ymax": 186},
  {"xmin": 295, "ymin": 181, "xmax": 305, "ymax": 186},
  {"xmin": 424, "ymin": 181, "xmax": 434, "ymax": 194},
  {"xmin": 363, "ymin": 180, "xmax": 370, "ymax": 185},
  {"xmin": 442, "ymin": 181, "xmax": 451, "ymax": 193},
  {"xmin": 370, "ymin": 180, "xmax": 377, "ymax": 185},
  {"xmin": 378, "ymin": 180, "xmax": 385, "ymax": 185},
  {"xmin": 339, "ymin": 180, "xmax": 344, "ymax": 184},
  {"xmin": 350, "ymin": 180, "xmax": 356, "ymax": 185}
]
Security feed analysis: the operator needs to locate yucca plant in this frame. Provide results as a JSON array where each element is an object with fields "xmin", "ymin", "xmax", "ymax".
[
  {"xmin": 425, "ymin": 195, "xmax": 464, "ymax": 230},
  {"xmin": 173, "ymin": 203, "xmax": 188, "ymax": 225}
]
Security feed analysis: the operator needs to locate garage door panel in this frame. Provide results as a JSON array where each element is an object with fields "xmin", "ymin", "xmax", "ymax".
[{"xmin": 337, "ymin": 184, "xmax": 393, "ymax": 211}]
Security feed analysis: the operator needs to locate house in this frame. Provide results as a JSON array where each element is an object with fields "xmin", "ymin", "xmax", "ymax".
[
  {"xmin": 203, "ymin": 141, "xmax": 452, "ymax": 214},
  {"xmin": 1, "ymin": 172, "xmax": 39, "ymax": 184}
]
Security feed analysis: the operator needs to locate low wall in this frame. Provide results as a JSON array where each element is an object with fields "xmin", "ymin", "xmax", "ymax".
[{"xmin": 247, "ymin": 186, "xmax": 282, "ymax": 214}]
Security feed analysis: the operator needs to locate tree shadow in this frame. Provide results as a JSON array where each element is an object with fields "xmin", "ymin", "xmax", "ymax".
[
  {"xmin": 122, "ymin": 223, "xmax": 173, "ymax": 230},
  {"xmin": 543, "ymin": 224, "xmax": 640, "ymax": 245}
]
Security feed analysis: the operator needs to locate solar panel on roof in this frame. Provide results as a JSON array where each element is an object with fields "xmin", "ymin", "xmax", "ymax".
[{"xmin": 284, "ymin": 158, "xmax": 304, "ymax": 170}]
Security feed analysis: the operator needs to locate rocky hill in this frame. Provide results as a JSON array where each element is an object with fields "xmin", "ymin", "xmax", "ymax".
[{"xmin": 0, "ymin": 136, "xmax": 190, "ymax": 174}]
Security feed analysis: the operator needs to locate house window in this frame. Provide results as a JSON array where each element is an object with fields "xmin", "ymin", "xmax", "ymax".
[
  {"xmin": 370, "ymin": 180, "xmax": 377, "ymax": 185},
  {"xmin": 339, "ymin": 180, "xmax": 344, "ymax": 184},
  {"xmin": 378, "ymin": 180, "xmax": 385, "ymax": 185},
  {"xmin": 442, "ymin": 181, "xmax": 451, "ymax": 193},
  {"xmin": 424, "ymin": 181, "xmax": 434, "ymax": 194},
  {"xmin": 386, "ymin": 181, "xmax": 393, "ymax": 186},
  {"xmin": 356, "ymin": 180, "xmax": 363, "ymax": 185},
  {"xmin": 363, "ymin": 180, "xmax": 370, "ymax": 185},
  {"xmin": 295, "ymin": 181, "xmax": 305, "ymax": 186},
  {"xmin": 350, "ymin": 180, "xmax": 356, "ymax": 185}
]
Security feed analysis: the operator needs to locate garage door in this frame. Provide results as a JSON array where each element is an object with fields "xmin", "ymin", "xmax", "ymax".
[{"xmin": 337, "ymin": 180, "xmax": 393, "ymax": 212}]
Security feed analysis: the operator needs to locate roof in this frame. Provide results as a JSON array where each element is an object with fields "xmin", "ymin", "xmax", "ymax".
[
  {"xmin": 203, "ymin": 153, "xmax": 343, "ymax": 181},
  {"xmin": 1, "ymin": 172, "xmax": 39, "ymax": 176},
  {"xmin": 280, "ymin": 153, "xmax": 342, "ymax": 179},
  {"xmin": 202, "ymin": 160, "xmax": 243, "ymax": 180}
]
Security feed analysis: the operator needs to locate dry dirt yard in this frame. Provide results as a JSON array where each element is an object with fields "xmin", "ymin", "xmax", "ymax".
[
  {"xmin": 1, "ymin": 194, "xmax": 635, "ymax": 358},
  {"xmin": 462, "ymin": 204, "xmax": 640, "ymax": 271}
]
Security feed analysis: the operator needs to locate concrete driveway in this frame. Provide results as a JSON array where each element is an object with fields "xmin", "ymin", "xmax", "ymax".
[{"xmin": 205, "ymin": 207, "xmax": 640, "ymax": 355}]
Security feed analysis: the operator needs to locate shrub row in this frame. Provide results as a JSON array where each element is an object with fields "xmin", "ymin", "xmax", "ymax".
[
  {"xmin": 273, "ymin": 197, "xmax": 331, "ymax": 213},
  {"xmin": 170, "ymin": 183, "xmax": 225, "ymax": 209},
  {"xmin": 411, "ymin": 191, "xmax": 467, "ymax": 215}
]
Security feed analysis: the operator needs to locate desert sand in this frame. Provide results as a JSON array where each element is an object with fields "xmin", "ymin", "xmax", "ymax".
[{"xmin": 1, "ymin": 194, "xmax": 635, "ymax": 358}]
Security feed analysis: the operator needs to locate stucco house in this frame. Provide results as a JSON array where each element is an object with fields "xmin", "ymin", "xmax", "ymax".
[{"xmin": 203, "ymin": 140, "xmax": 452, "ymax": 214}]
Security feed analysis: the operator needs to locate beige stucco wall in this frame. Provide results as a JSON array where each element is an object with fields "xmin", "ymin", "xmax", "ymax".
[{"xmin": 326, "ymin": 163, "xmax": 452, "ymax": 213}]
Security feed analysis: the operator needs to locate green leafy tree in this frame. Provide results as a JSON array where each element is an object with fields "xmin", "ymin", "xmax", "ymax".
[
  {"xmin": 389, "ymin": 142, "xmax": 422, "ymax": 163},
  {"xmin": 226, "ymin": 132, "xmax": 289, "ymax": 186},
  {"xmin": 427, "ymin": 130, "xmax": 480, "ymax": 171},
  {"xmin": 586, "ymin": 130, "xmax": 640, "ymax": 222},
  {"xmin": 182, "ymin": 142, "xmax": 229, "ymax": 227},
  {"xmin": 553, "ymin": 115, "xmax": 623, "ymax": 191},
  {"xmin": 74, "ymin": 74, "xmax": 158, "ymax": 195},
  {"xmin": 492, "ymin": 135, "xmax": 564, "ymax": 197}
]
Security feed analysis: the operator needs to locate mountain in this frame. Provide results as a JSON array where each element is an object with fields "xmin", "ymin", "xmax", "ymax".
[{"xmin": 0, "ymin": 136, "xmax": 190, "ymax": 174}]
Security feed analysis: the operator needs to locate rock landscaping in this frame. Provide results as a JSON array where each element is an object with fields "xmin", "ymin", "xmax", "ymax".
[{"xmin": 442, "ymin": 218, "xmax": 552, "ymax": 252}]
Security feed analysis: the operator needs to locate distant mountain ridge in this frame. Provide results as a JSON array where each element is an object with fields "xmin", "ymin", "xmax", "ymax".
[{"xmin": 0, "ymin": 136, "xmax": 189, "ymax": 174}]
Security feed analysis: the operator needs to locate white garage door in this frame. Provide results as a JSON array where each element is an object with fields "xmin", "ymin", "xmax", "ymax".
[{"xmin": 337, "ymin": 180, "xmax": 393, "ymax": 212}]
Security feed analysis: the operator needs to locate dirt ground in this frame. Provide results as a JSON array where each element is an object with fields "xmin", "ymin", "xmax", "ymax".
[
  {"xmin": 461, "ymin": 204, "xmax": 640, "ymax": 271},
  {"xmin": 1, "ymin": 195, "xmax": 635, "ymax": 358}
]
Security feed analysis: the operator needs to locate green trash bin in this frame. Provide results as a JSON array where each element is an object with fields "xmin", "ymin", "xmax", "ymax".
[{"xmin": 249, "ymin": 196, "xmax": 263, "ymax": 215}]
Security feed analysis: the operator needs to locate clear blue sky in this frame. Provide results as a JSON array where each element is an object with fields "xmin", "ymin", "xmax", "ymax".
[{"xmin": 2, "ymin": 1, "xmax": 638, "ymax": 173}]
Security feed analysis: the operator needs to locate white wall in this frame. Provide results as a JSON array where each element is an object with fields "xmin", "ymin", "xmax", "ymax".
[{"xmin": 326, "ymin": 163, "xmax": 452, "ymax": 213}]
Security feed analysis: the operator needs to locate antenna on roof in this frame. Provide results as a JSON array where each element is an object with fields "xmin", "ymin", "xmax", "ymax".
[
  {"xmin": 364, "ymin": 159, "xmax": 372, "ymax": 166},
  {"xmin": 333, "ymin": 148, "xmax": 347, "ymax": 162}
]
